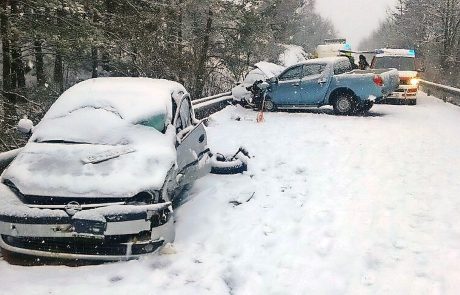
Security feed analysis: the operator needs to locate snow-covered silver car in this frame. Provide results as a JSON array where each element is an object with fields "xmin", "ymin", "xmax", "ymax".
[{"xmin": 0, "ymin": 78, "xmax": 212, "ymax": 261}]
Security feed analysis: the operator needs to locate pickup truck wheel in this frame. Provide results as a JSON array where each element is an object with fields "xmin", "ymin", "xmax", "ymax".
[
  {"xmin": 333, "ymin": 94, "xmax": 356, "ymax": 115},
  {"xmin": 263, "ymin": 99, "xmax": 276, "ymax": 112}
]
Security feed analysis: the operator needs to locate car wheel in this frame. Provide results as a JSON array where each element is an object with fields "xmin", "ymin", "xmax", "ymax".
[
  {"xmin": 210, "ymin": 153, "xmax": 248, "ymax": 175},
  {"xmin": 333, "ymin": 94, "xmax": 356, "ymax": 115},
  {"xmin": 263, "ymin": 99, "xmax": 276, "ymax": 112}
]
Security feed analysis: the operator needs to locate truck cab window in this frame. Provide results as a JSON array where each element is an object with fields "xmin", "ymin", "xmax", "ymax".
[
  {"xmin": 334, "ymin": 60, "xmax": 352, "ymax": 75},
  {"xmin": 303, "ymin": 64, "xmax": 326, "ymax": 78}
]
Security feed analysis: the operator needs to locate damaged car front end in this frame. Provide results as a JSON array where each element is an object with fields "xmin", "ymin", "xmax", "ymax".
[
  {"xmin": 0, "ymin": 78, "xmax": 213, "ymax": 261},
  {"xmin": 0, "ymin": 183, "xmax": 174, "ymax": 260}
]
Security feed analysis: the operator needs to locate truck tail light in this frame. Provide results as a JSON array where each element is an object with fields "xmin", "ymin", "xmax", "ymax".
[{"xmin": 373, "ymin": 75, "xmax": 384, "ymax": 87}]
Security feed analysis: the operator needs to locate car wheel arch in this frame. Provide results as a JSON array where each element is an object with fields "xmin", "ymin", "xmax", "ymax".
[{"xmin": 328, "ymin": 87, "xmax": 357, "ymax": 106}]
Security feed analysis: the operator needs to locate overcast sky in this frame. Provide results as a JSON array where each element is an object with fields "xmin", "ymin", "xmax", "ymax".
[{"xmin": 315, "ymin": 0, "xmax": 398, "ymax": 48}]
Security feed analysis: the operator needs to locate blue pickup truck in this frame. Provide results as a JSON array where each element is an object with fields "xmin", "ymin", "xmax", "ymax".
[{"xmin": 257, "ymin": 57, "xmax": 399, "ymax": 115}]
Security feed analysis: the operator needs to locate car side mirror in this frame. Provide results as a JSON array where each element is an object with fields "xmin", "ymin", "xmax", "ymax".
[
  {"xmin": 235, "ymin": 82, "xmax": 241, "ymax": 86},
  {"xmin": 268, "ymin": 77, "xmax": 278, "ymax": 84},
  {"xmin": 17, "ymin": 117, "xmax": 34, "ymax": 134}
]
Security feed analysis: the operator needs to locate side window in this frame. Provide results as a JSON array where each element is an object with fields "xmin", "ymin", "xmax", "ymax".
[
  {"xmin": 334, "ymin": 60, "xmax": 352, "ymax": 75},
  {"xmin": 176, "ymin": 98, "xmax": 193, "ymax": 133},
  {"xmin": 279, "ymin": 66, "xmax": 302, "ymax": 81},
  {"xmin": 302, "ymin": 64, "xmax": 326, "ymax": 78}
]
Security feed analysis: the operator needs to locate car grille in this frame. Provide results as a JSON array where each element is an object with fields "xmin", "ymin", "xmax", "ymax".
[
  {"xmin": 2, "ymin": 235, "xmax": 164, "ymax": 256},
  {"xmin": 20, "ymin": 195, "xmax": 128, "ymax": 206}
]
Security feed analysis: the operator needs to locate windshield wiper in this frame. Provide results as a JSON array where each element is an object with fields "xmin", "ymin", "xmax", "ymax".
[{"xmin": 37, "ymin": 140, "xmax": 91, "ymax": 145}]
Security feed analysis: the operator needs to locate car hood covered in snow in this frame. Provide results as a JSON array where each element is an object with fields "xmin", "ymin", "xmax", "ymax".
[{"xmin": 3, "ymin": 132, "xmax": 176, "ymax": 199}]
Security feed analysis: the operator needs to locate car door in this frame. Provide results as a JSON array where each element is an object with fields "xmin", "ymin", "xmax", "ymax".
[
  {"xmin": 299, "ymin": 63, "xmax": 330, "ymax": 105},
  {"xmin": 174, "ymin": 95, "xmax": 211, "ymax": 185},
  {"xmin": 269, "ymin": 65, "xmax": 303, "ymax": 106}
]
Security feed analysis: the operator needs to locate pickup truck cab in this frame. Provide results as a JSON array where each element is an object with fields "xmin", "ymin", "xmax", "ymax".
[
  {"xmin": 371, "ymin": 49, "xmax": 419, "ymax": 105},
  {"xmin": 262, "ymin": 57, "xmax": 399, "ymax": 115}
]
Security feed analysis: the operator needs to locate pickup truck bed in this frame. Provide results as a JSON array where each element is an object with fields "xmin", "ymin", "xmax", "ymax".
[{"xmin": 347, "ymin": 68, "xmax": 400, "ymax": 96}]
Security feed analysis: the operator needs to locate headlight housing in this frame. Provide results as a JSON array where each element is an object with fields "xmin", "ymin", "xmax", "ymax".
[
  {"xmin": 410, "ymin": 78, "xmax": 419, "ymax": 86},
  {"xmin": 127, "ymin": 191, "xmax": 160, "ymax": 205}
]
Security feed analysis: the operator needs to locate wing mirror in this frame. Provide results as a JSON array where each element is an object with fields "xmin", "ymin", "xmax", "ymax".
[{"xmin": 17, "ymin": 117, "xmax": 34, "ymax": 134}]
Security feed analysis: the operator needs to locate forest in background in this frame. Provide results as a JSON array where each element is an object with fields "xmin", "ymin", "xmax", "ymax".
[
  {"xmin": 0, "ymin": 0, "xmax": 335, "ymax": 152},
  {"xmin": 360, "ymin": 0, "xmax": 460, "ymax": 88}
]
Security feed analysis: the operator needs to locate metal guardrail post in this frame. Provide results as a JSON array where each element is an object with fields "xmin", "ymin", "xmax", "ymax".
[{"xmin": 192, "ymin": 93, "xmax": 233, "ymax": 120}]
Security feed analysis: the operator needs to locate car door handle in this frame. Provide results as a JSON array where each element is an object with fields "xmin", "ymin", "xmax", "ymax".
[
  {"xmin": 199, "ymin": 134, "xmax": 205, "ymax": 143},
  {"xmin": 318, "ymin": 80, "xmax": 326, "ymax": 85},
  {"xmin": 293, "ymin": 83, "xmax": 300, "ymax": 87}
]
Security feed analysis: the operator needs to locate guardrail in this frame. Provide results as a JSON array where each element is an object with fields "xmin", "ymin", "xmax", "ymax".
[
  {"xmin": 192, "ymin": 92, "xmax": 233, "ymax": 120},
  {"xmin": 0, "ymin": 92, "xmax": 234, "ymax": 174},
  {"xmin": 419, "ymin": 80, "xmax": 460, "ymax": 106}
]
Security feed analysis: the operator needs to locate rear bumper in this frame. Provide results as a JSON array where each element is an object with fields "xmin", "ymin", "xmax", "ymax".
[{"xmin": 0, "ymin": 187, "xmax": 175, "ymax": 260}]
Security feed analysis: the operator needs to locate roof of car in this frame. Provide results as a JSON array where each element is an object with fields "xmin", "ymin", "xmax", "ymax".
[{"xmin": 43, "ymin": 78, "xmax": 187, "ymax": 124}]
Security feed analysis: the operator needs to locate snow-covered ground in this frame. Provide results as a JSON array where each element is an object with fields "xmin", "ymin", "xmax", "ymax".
[{"xmin": 2, "ymin": 93, "xmax": 460, "ymax": 295}]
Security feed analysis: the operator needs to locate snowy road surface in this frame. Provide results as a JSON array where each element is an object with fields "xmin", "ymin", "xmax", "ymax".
[{"xmin": 2, "ymin": 93, "xmax": 460, "ymax": 295}]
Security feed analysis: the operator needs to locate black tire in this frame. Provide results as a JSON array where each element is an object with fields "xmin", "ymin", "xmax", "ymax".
[
  {"xmin": 210, "ymin": 154, "xmax": 248, "ymax": 175},
  {"xmin": 333, "ymin": 93, "xmax": 356, "ymax": 115},
  {"xmin": 263, "ymin": 99, "xmax": 276, "ymax": 112}
]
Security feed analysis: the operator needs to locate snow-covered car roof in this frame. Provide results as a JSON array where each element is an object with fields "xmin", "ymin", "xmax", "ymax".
[
  {"xmin": 42, "ymin": 78, "xmax": 187, "ymax": 125},
  {"xmin": 375, "ymin": 48, "xmax": 416, "ymax": 58}
]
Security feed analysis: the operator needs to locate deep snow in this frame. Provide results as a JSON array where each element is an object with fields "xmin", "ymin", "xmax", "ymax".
[{"xmin": 2, "ymin": 93, "xmax": 460, "ymax": 294}]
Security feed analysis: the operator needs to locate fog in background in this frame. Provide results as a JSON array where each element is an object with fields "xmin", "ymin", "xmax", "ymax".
[{"xmin": 315, "ymin": 0, "xmax": 398, "ymax": 48}]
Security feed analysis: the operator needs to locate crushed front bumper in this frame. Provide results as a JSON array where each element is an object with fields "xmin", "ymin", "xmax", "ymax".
[{"xmin": 0, "ymin": 190, "xmax": 175, "ymax": 260}]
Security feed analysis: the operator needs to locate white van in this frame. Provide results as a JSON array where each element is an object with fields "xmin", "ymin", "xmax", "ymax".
[{"xmin": 371, "ymin": 49, "xmax": 420, "ymax": 105}]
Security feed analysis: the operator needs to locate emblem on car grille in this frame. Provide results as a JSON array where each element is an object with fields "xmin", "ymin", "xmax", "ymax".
[{"xmin": 65, "ymin": 201, "xmax": 82, "ymax": 216}]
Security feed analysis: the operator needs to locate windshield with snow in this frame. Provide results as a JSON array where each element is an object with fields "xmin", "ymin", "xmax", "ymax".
[
  {"xmin": 373, "ymin": 56, "xmax": 416, "ymax": 71},
  {"xmin": 32, "ymin": 108, "xmax": 167, "ymax": 145}
]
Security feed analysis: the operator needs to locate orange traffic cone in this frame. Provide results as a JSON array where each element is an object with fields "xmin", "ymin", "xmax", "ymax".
[{"xmin": 256, "ymin": 110, "xmax": 264, "ymax": 123}]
